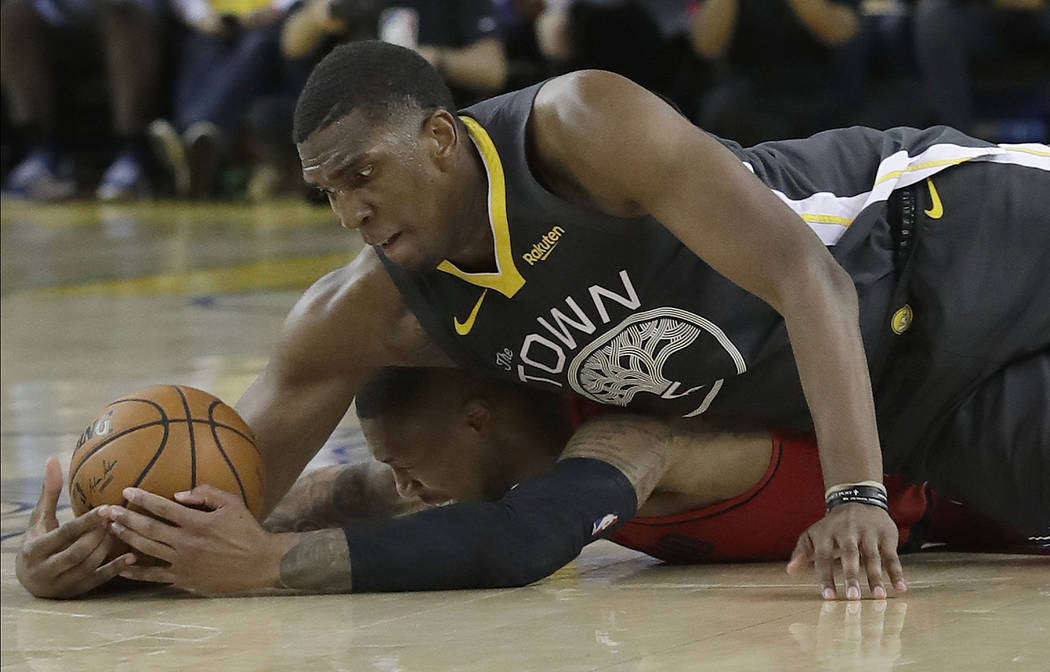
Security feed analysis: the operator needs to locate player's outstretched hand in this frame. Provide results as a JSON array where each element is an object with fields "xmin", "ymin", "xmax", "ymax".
[
  {"xmin": 104, "ymin": 485, "xmax": 297, "ymax": 594},
  {"xmin": 16, "ymin": 457, "xmax": 133, "ymax": 599},
  {"xmin": 786, "ymin": 503, "xmax": 907, "ymax": 600}
]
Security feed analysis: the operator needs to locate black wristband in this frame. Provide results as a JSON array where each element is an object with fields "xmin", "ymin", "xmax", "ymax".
[{"xmin": 825, "ymin": 485, "xmax": 889, "ymax": 513}]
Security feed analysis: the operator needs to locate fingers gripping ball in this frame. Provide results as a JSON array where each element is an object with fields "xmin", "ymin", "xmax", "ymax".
[{"xmin": 69, "ymin": 385, "xmax": 264, "ymax": 518}]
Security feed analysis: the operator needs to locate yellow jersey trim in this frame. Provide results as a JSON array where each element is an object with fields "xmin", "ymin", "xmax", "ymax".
[
  {"xmin": 873, "ymin": 157, "xmax": 973, "ymax": 187},
  {"xmin": 800, "ymin": 214, "xmax": 853, "ymax": 226},
  {"xmin": 435, "ymin": 116, "xmax": 526, "ymax": 299}
]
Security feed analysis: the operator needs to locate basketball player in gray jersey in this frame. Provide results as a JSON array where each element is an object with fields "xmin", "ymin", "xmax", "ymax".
[{"xmin": 23, "ymin": 40, "xmax": 1047, "ymax": 602}]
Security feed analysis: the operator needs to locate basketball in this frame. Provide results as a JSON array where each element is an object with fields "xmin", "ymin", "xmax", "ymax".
[{"xmin": 68, "ymin": 385, "xmax": 263, "ymax": 518}]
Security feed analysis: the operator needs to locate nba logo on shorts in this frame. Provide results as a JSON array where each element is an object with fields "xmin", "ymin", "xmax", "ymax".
[{"xmin": 592, "ymin": 513, "xmax": 619, "ymax": 536}]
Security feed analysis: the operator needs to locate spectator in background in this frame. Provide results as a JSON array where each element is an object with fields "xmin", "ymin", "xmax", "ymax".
[
  {"xmin": 149, "ymin": 0, "xmax": 294, "ymax": 198},
  {"xmin": 913, "ymin": 0, "xmax": 1050, "ymax": 141},
  {"xmin": 285, "ymin": 0, "xmax": 511, "ymax": 105},
  {"xmin": 377, "ymin": 1, "xmax": 509, "ymax": 105},
  {"xmin": 533, "ymin": 1, "xmax": 703, "ymax": 119},
  {"xmin": 494, "ymin": 0, "xmax": 554, "ymax": 91},
  {"xmin": 689, "ymin": 0, "xmax": 861, "ymax": 145},
  {"xmin": 240, "ymin": 0, "xmax": 382, "ymax": 201},
  {"xmin": 281, "ymin": 0, "xmax": 382, "ymax": 58},
  {"xmin": 1, "ymin": 0, "xmax": 166, "ymax": 201},
  {"xmin": 828, "ymin": 0, "xmax": 930, "ymax": 131},
  {"xmin": 574, "ymin": 1, "xmax": 700, "ymax": 117},
  {"xmin": 257, "ymin": 0, "xmax": 508, "ymax": 201}
]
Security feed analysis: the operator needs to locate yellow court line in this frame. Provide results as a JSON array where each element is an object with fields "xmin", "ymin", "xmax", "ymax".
[
  {"xmin": 22, "ymin": 253, "xmax": 352, "ymax": 297},
  {"xmin": 0, "ymin": 200, "xmax": 338, "ymax": 229}
]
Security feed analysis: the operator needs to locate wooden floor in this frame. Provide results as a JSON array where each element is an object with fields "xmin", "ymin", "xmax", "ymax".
[{"xmin": 2, "ymin": 201, "xmax": 1048, "ymax": 671}]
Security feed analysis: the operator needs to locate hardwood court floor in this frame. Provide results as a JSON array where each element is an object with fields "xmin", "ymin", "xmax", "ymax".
[{"xmin": 2, "ymin": 201, "xmax": 1048, "ymax": 672}]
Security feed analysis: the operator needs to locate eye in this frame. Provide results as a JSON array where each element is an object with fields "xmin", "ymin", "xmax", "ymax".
[{"xmin": 357, "ymin": 165, "xmax": 374, "ymax": 179}]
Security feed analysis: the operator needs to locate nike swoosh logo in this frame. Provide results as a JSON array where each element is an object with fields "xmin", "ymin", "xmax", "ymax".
[
  {"xmin": 924, "ymin": 178, "xmax": 943, "ymax": 219},
  {"xmin": 453, "ymin": 289, "xmax": 488, "ymax": 336}
]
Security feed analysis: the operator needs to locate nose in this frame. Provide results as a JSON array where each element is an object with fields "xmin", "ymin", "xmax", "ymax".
[{"xmin": 331, "ymin": 191, "xmax": 372, "ymax": 230}]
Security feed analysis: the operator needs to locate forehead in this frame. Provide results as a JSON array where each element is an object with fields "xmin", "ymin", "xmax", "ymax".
[
  {"xmin": 298, "ymin": 107, "xmax": 420, "ymax": 174},
  {"xmin": 298, "ymin": 110, "xmax": 379, "ymax": 169}
]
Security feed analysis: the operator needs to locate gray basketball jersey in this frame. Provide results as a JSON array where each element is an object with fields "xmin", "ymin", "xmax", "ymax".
[{"xmin": 379, "ymin": 81, "xmax": 1049, "ymax": 430}]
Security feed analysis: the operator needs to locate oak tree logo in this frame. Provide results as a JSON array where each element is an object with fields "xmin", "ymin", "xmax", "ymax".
[{"xmin": 567, "ymin": 308, "xmax": 746, "ymax": 417}]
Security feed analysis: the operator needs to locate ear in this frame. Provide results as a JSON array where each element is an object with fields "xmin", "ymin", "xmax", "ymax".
[
  {"xmin": 461, "ymin": 396, "xmax": 491, "ymax": 435},
  {"xmin": 422, "ymin": 109, "xmax": 460, "ymax": 167}
]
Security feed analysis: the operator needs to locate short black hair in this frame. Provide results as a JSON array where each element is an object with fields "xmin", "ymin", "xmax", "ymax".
[
  {"xmin": 354, "ymin": 367, "xmax": 568, "ymax": 426},
  {"xmin": 354, "ymin": 367, "xmax": 435, "ymax": 421},
  {"xmin": 293, "ymin": 40, "xmax": 456, "ymax": 144}
]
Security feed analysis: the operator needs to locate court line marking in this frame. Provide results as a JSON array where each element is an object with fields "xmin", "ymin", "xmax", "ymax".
[
  {"xmin": 0, "ymin": 200, "xmax": 337, "ymax": 229},
  {"xmin": 11, "ymin": 253, "xmax": 351, "ymax": 297}
]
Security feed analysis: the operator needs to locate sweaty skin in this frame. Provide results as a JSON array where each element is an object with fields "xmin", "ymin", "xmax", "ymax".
[
  {"xmin": 527, "ymin": 73, "xmax": 892, "ymax": 600},
  {"xmin": 234, "ymin": 249, "xmax": 450, "ymax": 517},
  {"xmin": 22, "ymin": 70, "xmax": 899, "ymax": 599}
]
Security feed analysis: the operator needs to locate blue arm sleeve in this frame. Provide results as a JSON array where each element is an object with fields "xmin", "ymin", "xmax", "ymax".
[{"xmin": 345, "ymin": 457, "xmax": 638, "ymax": 592}]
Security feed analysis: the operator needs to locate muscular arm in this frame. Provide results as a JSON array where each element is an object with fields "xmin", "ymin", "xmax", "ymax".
[
  {"xmin": 264, "ymin": 462, "xmax": 423, "ymax": 532},
  {"xmin": 267, "ymin": 462, "xmax": 425, "ymax": 591},
  {"xmin": 237, "ymin": 249, "xmax": 431, "ymax": 518},
  {"xmin": 530, "ymin": 71, "xmax": 883, "ymax": 492},
  {"xmin": 559, "ymin": 415, "xmax": 672, "ymax": 505},
  {"xmin": 276, "ymin": 415, "xmax": 671, "ymax": 593}
]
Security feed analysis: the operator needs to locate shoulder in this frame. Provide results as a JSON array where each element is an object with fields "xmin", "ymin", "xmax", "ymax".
[
  {"xmin": 275, "ymin": 248, "xmax": 437, "ymax": 376},
  {"xmin": 529, "ymin": 70, "xmax": 701, "ymax": 216},
  {"xmin": 533, "ymin": 70, "xmax": 636, "ymax": 115},
  {"xmin": 287, "ymin": 247, "xmax": 394, "ymax": 336},
  {"xmin": 531, "ymin": 70, "xmax": 681, "ymax": 138},
  {"xmin": 530, "ymin": 71, "xmax": 640, "ymax": 150}
]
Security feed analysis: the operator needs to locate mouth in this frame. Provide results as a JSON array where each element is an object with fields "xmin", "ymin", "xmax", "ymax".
[
  {"xmin": 361, "ymin": 231, "xmax": 400, "ymax": 248},
  {"xmin": 419, "ymin": 492, "xmax": 452, "ymax": 506}
]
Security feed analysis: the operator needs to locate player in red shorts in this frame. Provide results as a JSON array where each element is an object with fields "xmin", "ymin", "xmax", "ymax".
[
  {"xmin": 22, "ymin": 366, "xmax": 1032, "ymax": 598},
  {"xmin": 248, "ymin": 367, "xmax": 1031, "ymax": 594}
]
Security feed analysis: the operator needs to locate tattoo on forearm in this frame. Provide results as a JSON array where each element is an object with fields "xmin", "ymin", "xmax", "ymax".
[
  {"xmin": 264, "ymin": 463, "xmax": 413, "ymax": 533},
  {"xmin": 278, "ymin": 529, "xmax": 352, "ymax": 592},
  {"xmin": 331, "ymin": 464, "xmax": 406, "ymax": 519},
  {"xmin": 263, "ymin": 467, "xmax": 342, "ymax": 532}
]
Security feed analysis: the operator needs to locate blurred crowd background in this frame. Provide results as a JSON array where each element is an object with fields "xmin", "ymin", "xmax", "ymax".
[{"xmin": 1, "ymin": 0, "xmax": 1047, "ymax": 203}]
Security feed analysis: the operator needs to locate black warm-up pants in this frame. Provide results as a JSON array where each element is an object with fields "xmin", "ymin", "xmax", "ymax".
[{"xmin": 876, "ymin": 158, "xmax": 1050, "ymax": 538}]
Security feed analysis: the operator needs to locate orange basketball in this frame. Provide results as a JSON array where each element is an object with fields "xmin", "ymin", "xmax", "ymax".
[{"xmin": 69, "ymin": 385, "xmax": 264, "ymax": 518}]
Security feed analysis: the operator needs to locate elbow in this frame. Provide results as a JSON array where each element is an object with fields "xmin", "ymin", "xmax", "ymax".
[
  {"xmin": 481, "ymin": 545, "xmax": 571, "ymax": 589},
  {"xmin": 775, "ymin": 253, "xmax": 858, "ymax": 318},
  {"xmin": 480, "ymin": 528, "xmax": 582, "ymax": 588}
]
